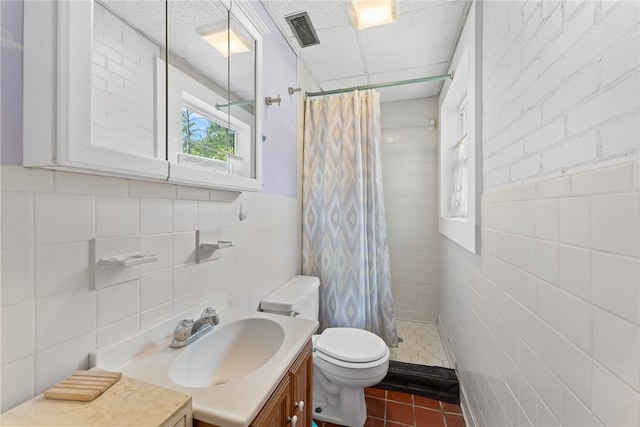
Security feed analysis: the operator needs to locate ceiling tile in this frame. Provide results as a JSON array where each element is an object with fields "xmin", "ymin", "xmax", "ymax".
[
  {"xmin": 293, "ymin": 25, "xmax": 365, "ymax": 82},
  {"xmin": 368, "ymin": 62, "xmax": 450, "ymax": 85},
  {"xmin": 378, "ymin": 83, "xmax": 440, "ymax": 103},
  {"xmin": 259, "ymin": 0, "xmax": 469, "ymax": 101},
  {"xmin": 370, "ymin": 63, "xmax": 449, "ymax": 102},
  {"xmin": 316, "ymin": 75, "xmax": 369, "ymax": 92},
  {"xmin": 262, "ymin": 0, "xmax": 352, "ymax": 39}
]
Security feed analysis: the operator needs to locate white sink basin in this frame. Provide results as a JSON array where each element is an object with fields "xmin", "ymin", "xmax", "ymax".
[
  {"xmin": 90, "ymin": 300, "xmax": 318, "ymax": 427},
  {"xmin": 169, "ymin": 318, "xmax": 285, "ymax": 388}
]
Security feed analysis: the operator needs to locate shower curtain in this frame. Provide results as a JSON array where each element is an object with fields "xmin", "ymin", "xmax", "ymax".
[{"xmin": 302, "ymin": 89, "xmax": 398, "ymax": 347}]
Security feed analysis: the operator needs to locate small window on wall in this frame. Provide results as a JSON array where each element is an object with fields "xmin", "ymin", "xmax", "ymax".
[
  {"xmin": 438, "ymin": 1, "xmax": 481, "ymax": 254},
  {"xmin": 180, "ymin": 106, "xmax": 237, "ymax": 173},
  {"xmin": 449, "ymin": 100, "xmax": 469, "ymax": 219}
]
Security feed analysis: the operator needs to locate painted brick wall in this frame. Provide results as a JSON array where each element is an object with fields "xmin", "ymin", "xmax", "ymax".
[
  {"xmin": 92, "ymin": 3, "xmax": 159, "ymax": 157},
  {"xmin": 440, "ymin": 1, "xmax": 640, "ymax": 426},
  {"xmin": 381, "ymin": 98, "xmax": 440, "ymax": 322},
  {"xmin": 0, "ymin": 166, "xmax": 301, "ymax": 412},
  {"xmin": 482, "ymin": 0, "xmax": 639, "ymax": 189}
]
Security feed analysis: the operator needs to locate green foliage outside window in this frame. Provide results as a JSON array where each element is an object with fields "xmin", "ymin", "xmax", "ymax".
[{"xmin": 182, "ymin": 107, "xmax": 235, "ymax": 162}]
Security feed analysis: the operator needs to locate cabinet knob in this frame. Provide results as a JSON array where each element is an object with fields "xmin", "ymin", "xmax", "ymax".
[
  {"xmin": 287, "ymin": 415, "xmax": 298, "ymax": 427},
  {"xmin": 294, "ymin": 401, "xmax": 304, "ymax": 411}
]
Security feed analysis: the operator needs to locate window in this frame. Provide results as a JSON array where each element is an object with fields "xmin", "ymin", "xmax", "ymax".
[
  {"xmin": 181, "ymin": 106, "xmax": 236, "ymax": 162},
  {"xmin": 438, "ymin": 1, "xmax": 481, "ymax": 253},
  {"xmin": 448, "ymin": 99, "xmax": 469, "ymax": 219},
  {"xmin": 159, "ymin": 58, "xmax": 253, "ymax": 183}
]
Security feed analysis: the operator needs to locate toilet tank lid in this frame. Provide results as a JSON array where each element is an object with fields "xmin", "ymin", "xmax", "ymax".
[{"xmin": 260, "ymin": 275, "xmax": 320, "ymax": 312}]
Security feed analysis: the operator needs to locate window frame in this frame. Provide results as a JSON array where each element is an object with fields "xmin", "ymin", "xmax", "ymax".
[{"xmin": 438, "ymin": 1, "xmax": 482, "ymax": 254}]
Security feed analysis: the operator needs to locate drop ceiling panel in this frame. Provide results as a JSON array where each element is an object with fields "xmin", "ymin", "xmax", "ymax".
[
  {"xmin": 377, "ymin": 84, "xmax": 440, "ymax": 103},
  {"xmin": 370, "ymin": 63, "xmax": 448, "ymax": 102},
  {"xmin": 398, "ymin": 0, "xmax": 467, "ymax": 15},
  {"xmin": 317, "ymin": 75, "xmax": 369, "ymax": 92},
  {"xmin": 368, "ymin": 63, "xmax": 450, "ymax": 85},
  {"xmin": 292, "ymin": 25, "xmax": 365, "ymax": 82},
  {"xmin": 262, "ymin": 1, "xmax": 353, "ymax": 38},
  {"xmin": 265, "ymin": 1, "xmax": 468, "ymax": 101},
  {"xmin": 365, "ymin": 40, "xmax": 453, "ymax": 75},
  {"xmin": 357, "ymin": 7, "xmax": 463, "ymax": 73},
  {"xmin": 99, "ymin": 0, "xmax": 166, "ymax": 46}
]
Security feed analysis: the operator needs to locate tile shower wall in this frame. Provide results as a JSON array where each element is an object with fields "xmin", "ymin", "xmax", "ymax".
[
  {"xmin": 440, "ymin": 1, "xmax": 639, "ymax": 427},
  {"xmin": 381, "ymin": 98, "xmax": 439, "ymax": 322},
  {"xmin": 0, "ymin": 166, "xmax": 301, "ymax": 411}
]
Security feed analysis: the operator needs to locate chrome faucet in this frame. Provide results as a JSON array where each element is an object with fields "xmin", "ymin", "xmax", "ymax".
[{"xmin": 170, "ymin": 307, "xmax": 219, "ymax": 348}]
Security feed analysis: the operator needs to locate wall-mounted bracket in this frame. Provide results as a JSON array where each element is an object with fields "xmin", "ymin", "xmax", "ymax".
[
  {"xmin": 200, "ymin": 241, "xmax": 233, "ymax": 251},
  {"xmin": 197, "ymin": 229, "xmax": 233, "ymax": 263},
  {"xmin": 98, "ymin": 253, "xmax": 158, "ymax": 267},
  {"xmin": 265, "ymin": 94, "xmax": 281, "ymax": 106}
]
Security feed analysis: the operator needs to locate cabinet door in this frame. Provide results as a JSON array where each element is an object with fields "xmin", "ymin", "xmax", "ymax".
[
  {"xmin": 23, "ymin": 0, "xmax": 169, "ymax": 180},
  {"xmin": 250, "ymin": 375, "xmax": 291, "ymax": 427},
  {"xmin": 289, "ymin": 342, "xmax": 313, "ymax": 427},
  {"xmin": 165, "ymin": 1, "xmax": 263, "ymax": 191}
]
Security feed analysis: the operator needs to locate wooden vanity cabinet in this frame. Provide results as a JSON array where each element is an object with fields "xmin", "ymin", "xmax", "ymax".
[
  {"xmin": 195, "ymin": 340, "xmax": 313, "ymax": 427},
  {"xmin": 250, "ymin": 341, "xmax": 313, "ymax": 427},
  {"xmin": 249, "ymin": 375, "xmax": 292, "ymax": 427},
  {"xmin": 287, "ymin": 341, "xmax": 313, "ymax": 427}
]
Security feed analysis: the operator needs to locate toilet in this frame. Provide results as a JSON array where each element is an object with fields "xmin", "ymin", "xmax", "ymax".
[{"xmin": 261, "ymin": 275, "xmax": 390, "ymax": 427}]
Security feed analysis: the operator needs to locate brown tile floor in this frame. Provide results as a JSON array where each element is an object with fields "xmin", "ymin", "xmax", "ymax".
[{"xmin": 313, "ymin": 387, "xmax": 466, "ymax": 427}]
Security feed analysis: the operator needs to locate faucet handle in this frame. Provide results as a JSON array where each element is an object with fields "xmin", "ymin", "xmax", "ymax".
[
  {"xmin": 174, "ymin": 319, "xmax": 193, "ymax": 341},
  {"xmin": 200, "ymin": 307, "xmax": 219, "ymax": 324}
]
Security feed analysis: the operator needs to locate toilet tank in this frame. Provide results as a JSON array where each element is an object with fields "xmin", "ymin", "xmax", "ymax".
[{"xmin": 260, "ymin": 275, "xmax": 320, "ymax": 320}]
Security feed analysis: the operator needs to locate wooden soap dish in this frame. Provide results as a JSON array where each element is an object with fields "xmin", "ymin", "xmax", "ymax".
[{"xmin": 44, "ymin": 370, "xmax": 122, "ymax": 402}]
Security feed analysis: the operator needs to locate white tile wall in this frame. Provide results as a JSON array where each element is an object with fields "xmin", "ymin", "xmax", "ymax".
[
  {"xmin": 1, "ymin": 192, "xmax": 33, "ymax": 249},
  {"xmin": 0, "ymin": 165, "xmax": 301, "ymax": 412},
  {"xmin": 35, "ymin": 241, "xmax": 91, "ymax": 298},
  {"xmin": 34, "ymin": 193, "xmax": 95, "ymax": 245},
  {"xmin": 441, "ymin": 162, "xmax": 640, "ymax": 427},
  {"xmin": 381, "ymin": 98, "xmax": 440, "ymax": 323},
  {"xmin": 96, "ymin": 196, "xmax": 139, "ymax": 237},
  {"xmin": 1, "ymin": 247, "xmax": 33, "ymax": 305}
]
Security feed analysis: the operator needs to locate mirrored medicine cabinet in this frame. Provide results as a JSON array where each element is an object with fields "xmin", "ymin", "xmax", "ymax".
[{"xmin": 23, "ymin": 0, "xmax": 265, "ymax": 191}]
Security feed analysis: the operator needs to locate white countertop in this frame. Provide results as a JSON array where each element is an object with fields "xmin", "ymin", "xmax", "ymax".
[{"xmin": 91, "ymin": 298, "xmax": 318, "ymax": 427}]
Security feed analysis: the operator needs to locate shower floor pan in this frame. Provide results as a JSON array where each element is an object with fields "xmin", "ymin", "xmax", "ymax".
[{"xmin": 374, "ymin": 320, "xmax": 460, "ymax": 404}]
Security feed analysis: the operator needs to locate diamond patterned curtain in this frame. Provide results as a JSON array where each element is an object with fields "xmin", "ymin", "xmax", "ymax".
[{"xmin": 302, "ymin": 89, "xmax": 398, "ymax": 346}]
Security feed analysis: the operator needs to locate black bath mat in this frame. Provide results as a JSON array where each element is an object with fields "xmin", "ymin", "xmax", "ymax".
[{"xmin": 373, "ymin": 361, "xmax": 460, "ymax": 404}]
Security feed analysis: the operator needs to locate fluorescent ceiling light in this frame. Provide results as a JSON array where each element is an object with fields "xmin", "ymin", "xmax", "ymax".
[
  {"xmin": 351, "ymin": 0, "xmax": 398, "ymax": 30},
  {"xmin": 201, "ymin": 29, "xmax": 250, "ymax": 57}
]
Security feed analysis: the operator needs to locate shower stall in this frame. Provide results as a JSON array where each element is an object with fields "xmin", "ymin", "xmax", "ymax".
[{"xmin": 380, "ymin": 97, "xmax": 451, "ymax": 369}]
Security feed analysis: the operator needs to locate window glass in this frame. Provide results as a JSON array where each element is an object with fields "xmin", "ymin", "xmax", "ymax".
[{"xmin": 181, "ymin": 106, "xmax": 235, "ymax": 162}]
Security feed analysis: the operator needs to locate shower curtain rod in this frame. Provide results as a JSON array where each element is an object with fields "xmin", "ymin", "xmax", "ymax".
[{"xmin": 305, "ymin": 72, "xmax": 454, "ymax": 98}]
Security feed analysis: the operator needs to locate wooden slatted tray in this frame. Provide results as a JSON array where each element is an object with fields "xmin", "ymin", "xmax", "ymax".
[{"xmin": 44, "ymin": 370, "xmax": 122, "ymax": 402}]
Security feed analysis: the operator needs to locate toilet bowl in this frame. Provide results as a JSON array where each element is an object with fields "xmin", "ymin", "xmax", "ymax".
[
  {"xmin": 312, "ymin": 329, "xmax": 390, "ymax": 427},
  {"xmin": 261, "ymin": 276, "xmax": 390, "ymax": 427}
]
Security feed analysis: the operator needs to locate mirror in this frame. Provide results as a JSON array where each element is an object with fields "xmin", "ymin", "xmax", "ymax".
[
  {"xmin": 166, "ymin": 0, "xmax": 231, "ymax": 173},
  {"xmin": 166, "ymin": 1, "xmax": 261, "ymax": 189},
  {"xmin": 94, "ymin": 0, "xmax": 167, "ymax": 162},
  {"xmin": 228, "ymin": 11, "xmax": 257, "ymax": 179},
  {"xmin": 24, "ymin": 0, "xmax": 261, "ymax": 190},
  {"xmin": 95, "ymin": 0, "xmax": 261, "ymax": 189}
]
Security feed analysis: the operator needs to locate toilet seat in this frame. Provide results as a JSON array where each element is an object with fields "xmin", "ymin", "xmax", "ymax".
[{"xmin": 314, "ymin": 328, "xmax": 390, "ymax": 369}]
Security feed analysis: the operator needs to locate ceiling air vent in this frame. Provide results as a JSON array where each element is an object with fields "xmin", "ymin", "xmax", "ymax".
[{"xmin": 285, "ymin": 11, "xmax": 320, "ymax": 48}]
